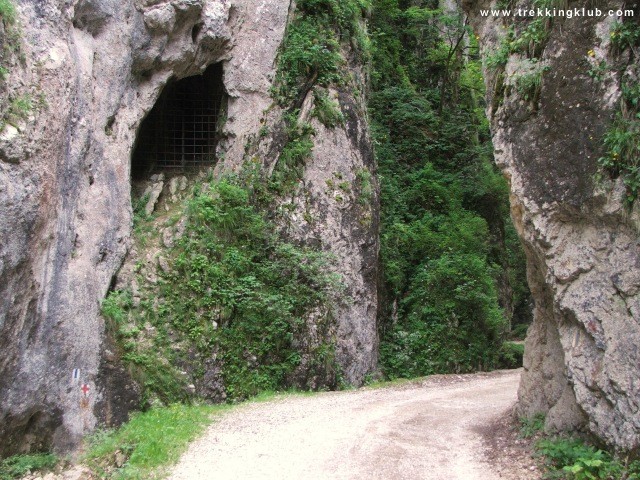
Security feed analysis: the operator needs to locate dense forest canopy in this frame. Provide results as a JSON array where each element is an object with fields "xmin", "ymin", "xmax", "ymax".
[{"xmin": 369, "ymin": 0, "xmax": 531, "ymax": 378}]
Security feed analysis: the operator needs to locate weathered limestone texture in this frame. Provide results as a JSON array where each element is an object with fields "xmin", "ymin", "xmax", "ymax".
[
  {"xmin": 277, "ymin": 86, "xmax": 379, "ymax": 386},
  {"xmin": 0, "ymin": 0, "xmax": 378, "ymax": 455},
  {"xmin": 464, "ymin": 0, "xmax": 640, "ymax": 450}
]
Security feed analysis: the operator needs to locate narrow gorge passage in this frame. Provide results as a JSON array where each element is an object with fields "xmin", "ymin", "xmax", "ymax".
[{"xmin": 169, "ymin": 370, "xmax": 523, "ymax": 480}]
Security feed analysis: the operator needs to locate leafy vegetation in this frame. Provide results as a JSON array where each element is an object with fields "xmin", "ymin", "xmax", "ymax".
[
  {"xmin": 312, "ymin": 88, "xmax": 345, "ymax": 128},
  {"xmin": 265, "ymin": 0, "xmax": 371, "ymax": 195},
  {"xmin": 0, "ymin": 0, "xmax": 15, "ymax": 27},
  {"xmin": 0, "ymin": 453, "xmax": 57, "ymax": 480},
  {"xmin": 537, "ymin": 437, "xmax": 640, "ymax": 479},
  {"xmin": 85, "ymin": 404, "xmax": 224, "ymax": 479},
  {"xmin": 519, "ymin": 412, "xmax": 545, "ymax": 439},
  {"xmin": 498, "ymin": 341, "xmax": 525, "ymax": 369},
  {"xmin": 269, "ymin": 113, "xmax": 315, "ymax": 196},
  {"xmin": 0, "ymin": 0, "xmax": 19, "ymax": 83},
  {"xmin": 520, "ymin": 413, "xmax": 640, "ymax": 479},
  {"xmin": 370, "ymin": 0, "xmax": 530, "ymax": 379},
  {"xmin": 105, "ymin": 174, "xmax": 344, "ymax": 404},
  {"xmin": 597, "ymin": 18, "xmax": 640, "ymax": 205},
  {"xmin": 272, "ymin": 0, "xmax": 370, "ymax": 107}
]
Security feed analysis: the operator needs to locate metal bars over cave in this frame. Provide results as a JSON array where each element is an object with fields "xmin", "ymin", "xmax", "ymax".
[{"xmin": 134, "ymin": 64, "xmax": 224, "ymax": 173}]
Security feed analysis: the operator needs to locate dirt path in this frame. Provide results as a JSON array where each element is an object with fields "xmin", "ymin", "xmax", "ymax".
[{"xmin": 168, "ymin": 369, "xmax": 533, "ymax": 480}]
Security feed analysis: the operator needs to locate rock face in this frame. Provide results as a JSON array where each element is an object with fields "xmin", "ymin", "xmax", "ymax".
[
  {"xmin": 0, "ymin": 0, "xmax": 378, "ymax": 455},
  {"xmin": 464, "ymin": 0, "xmax": 640, "ymax": 450}
]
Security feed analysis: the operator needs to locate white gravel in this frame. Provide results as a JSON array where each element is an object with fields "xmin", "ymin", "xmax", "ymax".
[{"xmin": 168, "ymin": 370, "xmax": 521, "ymax": 480}]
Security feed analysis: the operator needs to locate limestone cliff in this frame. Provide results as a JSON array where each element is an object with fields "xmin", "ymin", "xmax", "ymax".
[
  {"xmin": 464, "ymin": 0, "xmax": 640, "ymax": 451},
  {"xmin": 0, "ymin": 0, "xmax": 378, "ymax": 455}
]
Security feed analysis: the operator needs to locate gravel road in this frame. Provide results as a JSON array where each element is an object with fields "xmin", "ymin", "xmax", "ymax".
[{"xmin": 168, "ymin": 370, "xmax": 523, "ymax": 480}]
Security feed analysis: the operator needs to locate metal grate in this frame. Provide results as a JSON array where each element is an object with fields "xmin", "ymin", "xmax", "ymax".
[{"xmin": 133, "ymin": 64, "xmax": 224, "ymax": 177}]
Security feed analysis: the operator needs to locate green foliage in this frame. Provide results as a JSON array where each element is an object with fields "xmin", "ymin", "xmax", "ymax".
[
  {"xmin": 272, "ymin": 0, "xmax": 370, "ymax": 106},
  {"xmin": 272, "ymin": 18, "xmax": 343, "ymax": 105},
  {"xmin": 510, "ymin": 323, "xmax": 529, "ymax": 340},
  {"xmin": 0, "ymin": 0, "xmax": 16, "ymax": 24},
  {"xmin": 484, "ymin": 0, "xmax": 555, "ymax": 71},
  {"xmin": 85, "ymin": 404, "xmax": 222, "ymax": 479},
  {"xmin": 519, "ymin": 412, "xmax": 545, "ymax": 438},
  {"xmin": 598, "ymin": 19, "xmax": 640, "ymax": 205},
  {"xmin": 498, "ymin": 341, "xmax": 524, "ymax": 369},
  {"xmin": 381, "ymin": 253, "xmax": 507, "ymax": 377},
  {"xmin": 510, "ymin": 17, "xmax": 550, "ymax": 59},
  {"xmin": 355, "ymin": 167, "xmax": 373, "ymax": 206},
  {"xmin": 101, "ymin": 291, "xmax": 190, "ymax": 406},
  {"xmin": 536, "ymin": 437, "xmax": 640, "ymax": 480},
  {"xmin": 108, "ymin": 174, "xmax": 344, "ymax": 403},
  {"xmin": 269, "ymin": 113, "xmax": 315, "ymax": 195},
  {"xmin": 312, "ymin": 88, "xmax": 345, "ymax": 128},
  {"xmin": 598, "ymin": 114, "xmax": 640, "ymax": 205},
  {"xmin": 0, "ymin": 0, "xmax": 19, "ymax": 82},
  {"xmin": 610, "ymin": 19, "xmax": 640, "ymax": 52},
  {"xmin": 1, "ymin": 94, "xmax": 32, "ymax": 129},
  {"xmin": 587, "ymin": 60, "xmax": 608, "ymax": 83},
  {"xmin": 166, "ymin": 179, "xmax": 342, "ymax": 398},
  {"xmin": 0, "ymin": 453, "xmax": 58, "ymax": 480},
  {"xmin": 370, "ymin": 0, "xmax": 529, "ymax": 380},
  {"xmin": 514, "ymin": 62, "xmax": 549, "ymax": 103}
]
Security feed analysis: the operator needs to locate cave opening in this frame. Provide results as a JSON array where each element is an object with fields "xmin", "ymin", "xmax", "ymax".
[{"xmin": 131, "ymin": 63, "xmax": 225, "ymax": 180}]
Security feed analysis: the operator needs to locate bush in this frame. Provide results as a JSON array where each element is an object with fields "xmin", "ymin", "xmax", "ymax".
[
  {"xmin": 0, "ymin": 454, "xmax": 57, "ymax": 480},
  {"xmin": 0, "ymin": 0, "xmax": 16, "ymax": 25},
  {"xmin": 519, "ymin": 412, "xmax": 545, "ymax": 439},
  {"xmin": 381, "ymin": 253, "xmax": 507, "ymax": 378},
  {"xmin": 536, "ymin": 437, "xmax": 640, "ymax": 479},
  {"xmin": 498, "ymin": 341, "xmax": 524, "ymax": 369}
]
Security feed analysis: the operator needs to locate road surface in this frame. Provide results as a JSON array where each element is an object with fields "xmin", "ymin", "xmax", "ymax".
[{"xmin": 168, "ymin": 370, "xmax": 524, "ymax": 480}]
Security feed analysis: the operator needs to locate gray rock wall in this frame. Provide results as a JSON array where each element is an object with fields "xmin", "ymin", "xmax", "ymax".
[
  {"xmin": 0, "ymin": 0, "xmax": 378, "ymax": 455},
  {"xmin": 463, "ymin": 0, "xmax": 640, "ymax": 450}
]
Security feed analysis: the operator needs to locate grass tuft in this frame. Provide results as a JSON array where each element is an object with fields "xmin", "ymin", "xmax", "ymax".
[
  {"xmin": 0, "ymin": 453, "xmax": 58, "ymax": 480},
  {"xmin": 85, "ymin": 404, "xmax": 228, "ymax": 479}
]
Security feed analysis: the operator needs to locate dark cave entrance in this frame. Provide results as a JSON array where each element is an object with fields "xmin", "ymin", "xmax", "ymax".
[{"xmin": 131, "ymin": 63, "xmax": 225, "ymax": 180}]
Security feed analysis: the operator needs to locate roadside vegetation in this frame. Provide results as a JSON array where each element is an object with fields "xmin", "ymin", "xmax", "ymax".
[
  {"xmin": 85, "ymin": 403, "xmax": 224, "ymax": 480},
  {"xmin": 519, "ymin": 414, "xmax": 640, "ymax": 479},
  {"xmin": 85, "ymin": 389, "xmax": 319, "ymax": 479}
]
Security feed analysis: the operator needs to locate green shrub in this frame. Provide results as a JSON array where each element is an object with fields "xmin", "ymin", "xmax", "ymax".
[
  {"xmin": 381, "ymin": 253, "xmax": 507, "ymax": 379},
  {"xmin": 312, "ymin": 88, "xmax": 345, "ymax": 128},
  {"xmin": 272, "ymin": 0, "xmax": 370, "ymax": 106},
  {"xmin": 0, "ymin": 453, "xmax": 57, "ymax": 480},
  {"xmin": 355, "ymin": 168, "xmax": 373, "ymax": 206},
  {"xmin": 598, "ymin": 113, "xmax": 640, "ymax": 205},
  {"xmin": 596, "ymin": 19, "xmax": 640, "ymax": 205},
  {"xmin": 498, "ymin": 341, "xmax": 524, "ymax": 369},
  {"xmin": 519, "ymin": 412, "xmax": 545, "ymax": 438},
  {"xmin": 166, "ymin": 179, "xmax": 342, "ymax": 398},
  {"xmin": 102, "ymin": 290, "xmax": 190, "ymax": 406},
  {"xmin": 370, "ymin": 0, "xmax": 530, "ymax": 381},
  {"xmin": 0, "ymin": 0, "xmax": 16, "ymax": 25},
  {"xmin": 273, "ymin": 18, "xmax": 343, "ymax": 105},
  {"xmin": 536, "ymin": 437, "xmax": 640, "ymax": 479},
  {"xmin": 269, "ymin": 114, "xmax": 315, "ymax": 195},
  {"xmin": 610, "ymin": 19, "xmax": 640, "ymax": 52}
]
